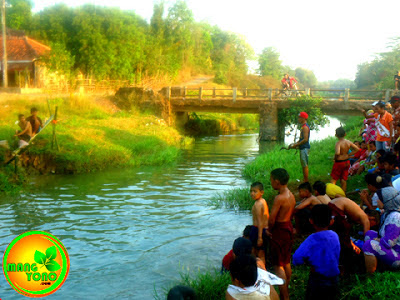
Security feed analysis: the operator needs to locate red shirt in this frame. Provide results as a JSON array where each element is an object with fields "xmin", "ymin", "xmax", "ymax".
[{"xmin": 222, "ymin": 249, "xmax": 234, "ymax": 271}]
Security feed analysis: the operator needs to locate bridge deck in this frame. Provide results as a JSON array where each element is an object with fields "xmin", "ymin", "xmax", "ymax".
[{"xmin": 170, "ymin": 98, "xmax": 375, "ymax": 115}]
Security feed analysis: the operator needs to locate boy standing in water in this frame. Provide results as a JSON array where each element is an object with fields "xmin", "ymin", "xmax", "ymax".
[
  {"xmin": 331, "ymin": 127, "xmax": 359, "ymax": 192},
  {"xmin": 268, "ymin": 168, "xmax": 296, "ymax": 300},
  {"xmin": 249, "ymin": 182, "xmax": 269, "ymax": 265}
]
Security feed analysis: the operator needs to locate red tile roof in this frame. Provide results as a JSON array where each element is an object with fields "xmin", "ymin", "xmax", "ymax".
[{"xmin": 0, "ymin": 29, "xmax": 50, "ymax": 62}]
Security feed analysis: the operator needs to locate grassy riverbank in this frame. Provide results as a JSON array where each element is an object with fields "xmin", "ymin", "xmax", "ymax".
[
  {"xmin": 163, "ymin": 116, "xmax": 400, "ymax": 299},
  {"xmin": 0, "ymin": 95, "xmax": 192, "ymax": 193}
]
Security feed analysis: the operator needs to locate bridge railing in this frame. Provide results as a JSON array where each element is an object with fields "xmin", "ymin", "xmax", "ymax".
[{"xmin": 164, "ymin": 86, "xmax": 397, "ymax": 102}]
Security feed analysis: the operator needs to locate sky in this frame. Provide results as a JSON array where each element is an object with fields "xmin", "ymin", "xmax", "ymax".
[{"xmin": 32, "ymin": 0, "xmax": 400, "ymax": 81}]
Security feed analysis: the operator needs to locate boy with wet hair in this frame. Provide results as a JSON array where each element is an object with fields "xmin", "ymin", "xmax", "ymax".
[
  {"xmin": 312, "ymin": 181, "xmax": 331, "ymax": 204},
  {"xmin": 294, "ymin": 182, "xmax": 318, "ymax": 234},
  {"xmin": 293, "ymin": 205, "xmax": 340, "ymax": 300},
  {"xmin": 268, "ymin": 168, "xmax": 296, "ymax": 300},
  {"xmin": 250, "ymin": 182, "xmax": 269, "ymax": 265},
  {"xmin": 331, "ymin": 127, "xmax": 360, "ymax": 192}
]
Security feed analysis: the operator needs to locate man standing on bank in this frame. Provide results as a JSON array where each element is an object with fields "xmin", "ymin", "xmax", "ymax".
[{"xmin": 290, "ymin": 112, "xmax": 310, "ymax": 182}]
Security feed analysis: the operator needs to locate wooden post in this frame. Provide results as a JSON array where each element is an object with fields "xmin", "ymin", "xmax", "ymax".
[
  {"xmin": 385, "ymin": 89, "xmax": 391, "ymax": 102},
  {"xmin": 166, "ymin": 86, "xmax": 171, "ymax": 101},
  {"xmin": 268, "ymin": 88, "xmax": 272, "ymax": 101},
  {"xmin": 1, "ymin": 0, "xmax": 7, "ymax": 88},
  {"xmin": 183, "ymin": 86, "xmax": 187, "ymax": 98},
  {"xmin": 51, "ymin": 106, "xmax": 60, "ymax": 151},
  {"xmin": 305, "ymin": 88, "xmax": 310, "ymax": 96},
  {"xmin": 213, "ymin": 87, "xmax": 216, "ymax": 98},
  {"xmin": 199, "ymin": 87, "xmax": 203, "ymax": 101},
  {"xmin": 233, "ymin": 87, "xmax": 237, "ymax": 103},
  {"xmin": 243, "ymin": 88, "xmax": 247, "ymax": 98},
  {"xmin": 344, "ymin": 88, "xmax": 350, "ymax": 103}
]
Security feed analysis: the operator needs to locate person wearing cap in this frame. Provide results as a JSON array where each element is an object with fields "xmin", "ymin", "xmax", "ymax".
[
  {"xmin": 390, "ymin": 96, "xmax": 400, "ymax": 141},
  {"xmin": 374, "ymin": 101, "xmax": 393, "ymax": 151},
  {"xmin": 289, "ymin": 112, "xmax": 310, "ymax": 182}
]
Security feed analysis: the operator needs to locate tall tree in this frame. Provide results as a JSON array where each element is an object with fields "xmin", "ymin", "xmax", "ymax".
[
  {"xmin": 295, "ymin": 67, "xmax": 317, "ymax": 88},
  {"xmin": 258, "ymin": 47, "xmax": 283, "ymax": 79},
  {"xmin": 6, "ymin": 0, "xmax": 32, "ymax": 30}
]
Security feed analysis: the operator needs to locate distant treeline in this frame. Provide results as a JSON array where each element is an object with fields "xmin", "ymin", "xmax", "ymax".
[
  {"xmin": 355, "ymin": 40, "xmax": 400, "ymax": 90},
  {"xmin": 7, "ymin": 0, "xmax": 254, "ymax": 85}
]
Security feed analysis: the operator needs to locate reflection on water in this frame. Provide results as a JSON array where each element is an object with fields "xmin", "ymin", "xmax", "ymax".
[{"xmin": 0, "ymin": 119, "xmax": 338, "ymax": 299}]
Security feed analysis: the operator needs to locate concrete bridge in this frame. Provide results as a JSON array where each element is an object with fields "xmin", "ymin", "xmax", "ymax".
[{"xmin": 159, "ymin": 86, "xmax": 392, "ymax": 141}]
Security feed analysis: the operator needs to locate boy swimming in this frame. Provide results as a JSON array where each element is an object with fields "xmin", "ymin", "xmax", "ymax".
[{"xmin": 268, "ymin": 168, "xmax": 295, "ymax": 300}]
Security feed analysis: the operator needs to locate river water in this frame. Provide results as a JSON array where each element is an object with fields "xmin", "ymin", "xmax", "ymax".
[{"xmin": 0, "ymin": 118, "xmax": 341, "ymax": 299}]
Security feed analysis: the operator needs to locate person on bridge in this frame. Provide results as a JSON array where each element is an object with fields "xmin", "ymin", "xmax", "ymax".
[
  {"xmin": 281, "ymin": 74, "xmax": 298, "ymax": 90},
  {"xmin": 289, "ymin": 112, "xmax": 310, "ymax": 182}
]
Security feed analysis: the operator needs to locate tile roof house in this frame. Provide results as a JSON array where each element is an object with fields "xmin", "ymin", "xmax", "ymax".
[{"xmin": 0, "ymin": 28, "xmax": 51, "ymax": 88}]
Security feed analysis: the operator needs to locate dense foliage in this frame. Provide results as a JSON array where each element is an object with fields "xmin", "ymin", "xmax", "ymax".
[{"xmin": 6, "ymin": 1, "xmax": 253, "ymax": 85}]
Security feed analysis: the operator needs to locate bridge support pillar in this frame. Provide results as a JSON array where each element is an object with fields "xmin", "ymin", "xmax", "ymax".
[
  {"xmin": 174, "ymin": 111, "xmax": 189, "ymax": 128},
  {"xmin": 259, "ymin": 103, "xmax": 281, "ymax": 141}
]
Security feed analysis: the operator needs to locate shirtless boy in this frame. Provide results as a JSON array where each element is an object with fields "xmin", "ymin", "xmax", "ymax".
[
  {"xmin": 329, "ymin": 197, "xmax": 370, "ymax": 273},
  {"xmin": 294, "ymin": 182, "xmax": 319, "ymax": 234},
  {"xmin": 15, "ymin": 114, "xmax": 32, "ymax": 143},
  {"xmin": 312, "ymin": 181, "xmax": 331, "ymax": 205},
  {"xmin": 250, "ymin": 182, "xmax": 269, "ymax": 265},
  {"xmin": 268, "ymin": 168, "xmax": 296, "ymax": 300},
  {"xmin": 331, "ymin": 127, "xmax": 360, "ymax": 192}
]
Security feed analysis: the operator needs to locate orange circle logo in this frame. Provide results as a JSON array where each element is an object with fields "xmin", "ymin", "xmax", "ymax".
[{"xmin": 2, "ymin": 231, "xmax": 70, "ymax": 297}]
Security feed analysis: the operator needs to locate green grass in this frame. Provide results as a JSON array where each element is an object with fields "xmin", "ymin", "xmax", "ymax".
[
  {"xmin": 168, "ymin": 267, "xmax": 400, "ymax": 300},
  {"xmin": 0, "ymin": 95, "xmax": 193, "ymax": 192}
]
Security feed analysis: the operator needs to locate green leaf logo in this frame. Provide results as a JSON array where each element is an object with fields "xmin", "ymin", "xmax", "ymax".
[{"xmin": 33, "ymin": 246, "xmax": 61, "ymax": 272}]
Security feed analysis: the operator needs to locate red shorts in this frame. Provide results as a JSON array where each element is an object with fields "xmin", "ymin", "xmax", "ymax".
[
  {"xmin": 331, "ymin": 161, "xmax": 350, "ymax": 181},
  {"xmin": 270, "ymin": 221, "xmax": 293, "ymax": 266}
]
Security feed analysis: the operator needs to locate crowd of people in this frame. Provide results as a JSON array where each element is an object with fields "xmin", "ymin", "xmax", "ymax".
[{"xmin": 218, "ymin": 97, "xmax": 400, "ymax": 300}]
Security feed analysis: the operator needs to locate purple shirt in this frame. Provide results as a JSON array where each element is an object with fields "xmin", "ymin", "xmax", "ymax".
[{"xmin": 293, "ymin": 230, "xmax": 340, "ymax": 277}]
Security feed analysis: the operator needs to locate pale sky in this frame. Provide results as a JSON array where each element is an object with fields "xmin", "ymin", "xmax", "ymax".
[{"xmin": 33, "ymin": 0, "xmax": 400, "ymax": 81}]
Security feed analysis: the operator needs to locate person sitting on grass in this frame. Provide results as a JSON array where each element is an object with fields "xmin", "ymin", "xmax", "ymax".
[
  {"xmin": 331, "ymin": 127, "xmax": 360, "ymax": 192},
  {"xmin": 293, "ymin": 205, "xmax": 340, "ymax": 300},
  {"xmin": 26, "ymin": 107, "xmax": 43, "ymax": 136},
  {"xmin": 222, "ymin": 235, "xmax": 267, "ymax": 272},
  {"xmin": 328, "ymin": 197, "xmax": 370, "ymax": 274},
  {"xmin": 372, "ymin": 156, "xmax": 386, "ymax": 175},
  {"xmin": 366, "ymin": 149, "xmax": 387, "ymax": 174},
  {"xmin": 312, "ymin": 181, "xmax": 332, "ymax": 205},
  {"xmin": 15, "ymin": 114, "xmax": 32, "ymax": 148},
  {"xmin": 382, "ymin": 153, "xmax": 400, "ymax": 177},
  {"xmin": 226, "ymin": 255, "xmax": 282, "ymax": 300},
  {"xmin": 353, "ymin": 141, "xmax": 377, "ymax": 175},
  {"xmin": 268, "ymin": 168, "xmax": 295, "ymax": 300},
  {"xmin": 349, "ymin": 141, "xmax": 366, "ymax": 165},
  {"xmin": 362, "ymin": 173, "xmax": 400, "ymax": 273},
  {"xmin": 249, "ymin": 182, "xmax": 269, "ymax": 265},
  {"xmin": 293, "ymin": 182, "xmax": 320, "ymax": 234}
]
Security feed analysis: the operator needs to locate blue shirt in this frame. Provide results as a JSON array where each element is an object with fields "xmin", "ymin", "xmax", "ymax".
[{"xmin": 292, "ymin": 230, "xmax": 340, "ymax": 277}]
